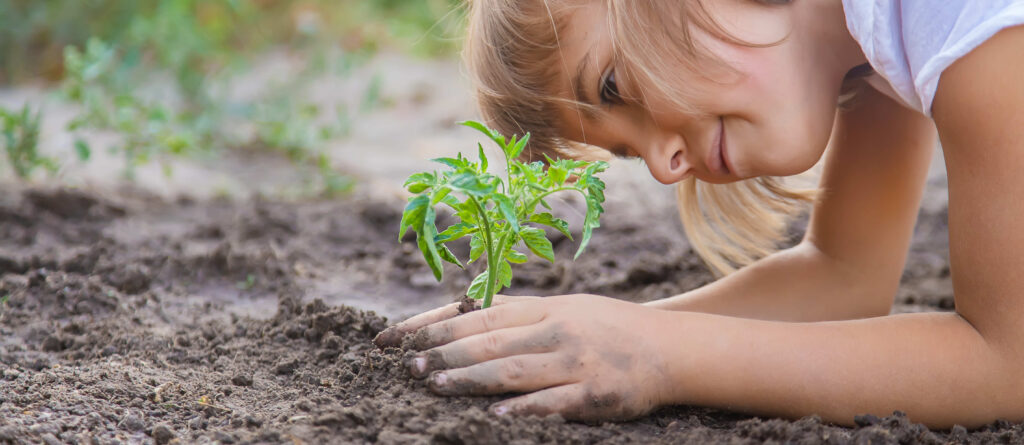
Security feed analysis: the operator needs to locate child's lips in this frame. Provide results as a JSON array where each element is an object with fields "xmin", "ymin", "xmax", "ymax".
[
  {"xmin": 720, "ymin": 121, "xmax": 733, "ymax": 176},
  {"xmin": 707, "ymin": 118, "xmax": 729, "ymax": 176}
]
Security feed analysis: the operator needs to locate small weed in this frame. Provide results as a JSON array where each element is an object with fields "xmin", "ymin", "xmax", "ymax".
[{"xmin": 236, "ymin": 274, "xmax": 257, "ymax": 291}]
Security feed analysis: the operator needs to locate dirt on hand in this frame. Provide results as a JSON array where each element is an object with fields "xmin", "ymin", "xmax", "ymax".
[{"xmin": 0, "ymin": 185, "xmax": 1017, "ymax": 444}]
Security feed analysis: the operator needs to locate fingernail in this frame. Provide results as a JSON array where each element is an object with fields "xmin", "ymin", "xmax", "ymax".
[
  {"xmin": 492, "ymin": 405, "xmax": 508, "ymax": 416},
  {"xmin": 413, "ymin": 356, "xmax": 426, "ymax": 374},
  {"xmin": 432, "ymin": 372, "xmax": 448, "ymax": 387}
]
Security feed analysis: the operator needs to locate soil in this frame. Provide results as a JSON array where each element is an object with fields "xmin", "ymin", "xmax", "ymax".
[{"xmin": 1, "ymin": 184, "xmax": 1020, "ymax": 445}]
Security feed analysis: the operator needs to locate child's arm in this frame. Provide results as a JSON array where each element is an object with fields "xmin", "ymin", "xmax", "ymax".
[{"xmin": 648, "ymin": 83, "xmax": 937, "ymax": 322}]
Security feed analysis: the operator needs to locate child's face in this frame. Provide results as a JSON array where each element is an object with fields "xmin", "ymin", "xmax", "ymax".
[{"xmin": 554, "ymin": 1, "xmax": 850, "ymax": 185}]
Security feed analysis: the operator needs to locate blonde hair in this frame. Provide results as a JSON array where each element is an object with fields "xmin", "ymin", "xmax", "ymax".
[{"xmin": 463, "ymin": 0, "xmax": 818, "ymax": 276}]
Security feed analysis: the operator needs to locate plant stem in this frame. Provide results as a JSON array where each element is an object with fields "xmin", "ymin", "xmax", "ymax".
[
  {"xmin": 469, "ymin": 196, "xmax": 498, "ymax": 308},
  {"xmin": 525, "ymin": 186, "xmax": 579, "ymax": 213},
  {"xmin": 485, "ymin": 232, "xmax": 514, "ymax": 309}
]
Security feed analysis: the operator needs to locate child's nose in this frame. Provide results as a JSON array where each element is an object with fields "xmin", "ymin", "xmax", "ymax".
[{"xmin": 644, "ymin": 135, "xmax": 693, "ymax": 185}]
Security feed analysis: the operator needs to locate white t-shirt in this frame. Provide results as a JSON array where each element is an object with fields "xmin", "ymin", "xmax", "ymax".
[{"xmin": 842, "ymin": 0, "xmax": 1024, "ymax": 116}]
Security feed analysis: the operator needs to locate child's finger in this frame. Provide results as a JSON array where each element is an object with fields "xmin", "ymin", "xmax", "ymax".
[
  {"xmin": 373, "ymin": 303, "xmax": 461, "ymax": 348},
  {"xmin": 373, "ymin": 295, "xmax": 536, "ymax": 348},
  {"xmin": 425, "ymin": 353, "xmax": 572, "ymax": 396},
  {"xmin": 405, "ymin": 325, "xmax": 559, "ymax": 378},
  {"xmin": 405, "ymin": 299, "xmax": 544, "ymax": 350},
  {"xmin": 487, "ymin": 384, "xmax": 586, "ymax": 419},
  {"xmin": 488, "ymin": 383, "xmax": 640, "ymax": 422}
]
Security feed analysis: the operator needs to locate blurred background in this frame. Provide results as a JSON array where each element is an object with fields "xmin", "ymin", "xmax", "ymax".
[{"xmin": 0, "ymin": 0, "xmax": 486, "ymax": 198}]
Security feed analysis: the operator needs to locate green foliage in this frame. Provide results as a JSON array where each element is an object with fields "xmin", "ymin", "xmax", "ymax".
[
  {"xmin": 400, "ymin": 121, "xmax": 608, "ymax": 308},
  {"xmin": 0, "ymin": 0, "xmax": 463, "ymax": 83},
  {"xmin": 0, "ymin": 0, "xmax": 463, "ymax": 192},
  {"xmin": 1, "ymin": 103, "xmax": 56, "ymax": 179},
  {"xmin": 62, "ymin": 38, "xmax": 203, "ymax": 178},
  {"xmin": 59, "ymin": 34, "xmax": 357, "ymax": 191}
]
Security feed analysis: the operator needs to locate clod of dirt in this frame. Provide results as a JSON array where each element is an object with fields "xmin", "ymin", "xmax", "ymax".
[
  {"xmin": 151, "ymin": 424, "xmax": 176, "ymax": 445},
  {"xmin": 104, "ymin": 263, "xmax": 153, "ymax": 294},
  {"xmin": 231, "ymin": 374, "xmax": 254, "ymax": 387},
  {"xmin": 458, "ymin": 295, "xmax": 478, "ymax": 314},
  {"xmin": 117, "ymin": 410, "xmax": 146, "ymax": 432},
  {"xmin": 25, "ymin": 187, "xmax": 124, "ymax": 219}
]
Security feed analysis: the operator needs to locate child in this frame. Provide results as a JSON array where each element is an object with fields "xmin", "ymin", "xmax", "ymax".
[{"xmin": 374, "ymin": 0, "xmax": 1024, "ymax": 428}]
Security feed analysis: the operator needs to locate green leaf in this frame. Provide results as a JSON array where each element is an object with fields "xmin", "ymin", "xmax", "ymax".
[
  {"xmin": 576, "ymin": 197, "xmax": 605, "ymax": 260},
  {"xmin": 454, "ymin": 201, "xmax": 479, "ymax": 225},
  {"xmin": 74, "ymin": 139, "xmax": 91, "ymax": 161},
  {"xmin": 399, "ymin": 195, "xmax": 430, "ymax": 240},
  {"xmin": 459, "ymin": 120, "xmax": 505, "ymax": 147},
  {"xmin": 509, "ymin": 133, "xmax": 530, "ymax": 159},
  {"xmin": 478, "ymin": 143, "xmax": 488, "ymax": 172},
  {"xmin": 436, "ymin": 223, "xmax": 478, "ymax": 243},
  {"xmin": 506, "ymin": 249, "xmax": 528, "ymax": 264},
  {"xmin": 431, "ymin": 186, "xmax": 452, "ymax": 205},
  {"xmin": 467, "ymin": 271, "xmax": 489, "ymax": 300},
  {"xmin": 581, "ymin": 160, "xmax": 610, "ymax": 180},
  {"xmin": 518, "ymin": 161, "xmax": 538, "ymax": 184},
  {"xmin": 586, "ymin": 176, "xmax": 607, "ymax": 204},
  {"xmin": 469, "ymin": 233, "xmax": 485, "ymax": 263},
  {"xmin": 420, "ymin": 206, "xmax": 444, "ymax": 281},
  {"xmin": 497, "ymin": 260, "xmax": 513, "ymax": 288},
  {"xmin": 433, "ymin": 157, "xmax": 469, "ymax": 171},
  {"xmin": 529, "ymin": 213, "xmax": 572, "ymax": 240},
  {"xmin": 404, "ymin": 172, "xmax": 435, "ymax": 193},
  {"xmin": 548, "ymin": 165, "xmax": 568, "ymax": 186},
  {"xmin": 449, "ymin": 172, "xmax": 495, "ymax": 197},
  {"xmin": 493, "ymin": 194, "xmax": 519, "ymax": 233},
  {"xmin": 437, "ymin": 244, "xmax": 464, "ymax": 269},
  {"xmin": 520, "ymin": 226, "xmax": 555, "ymax": 262}
]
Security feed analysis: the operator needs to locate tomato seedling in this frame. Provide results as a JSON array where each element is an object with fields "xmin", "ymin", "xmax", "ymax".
[{"xmin": 400, "ymin": 121, "xmax": 608, "ymax": 308}]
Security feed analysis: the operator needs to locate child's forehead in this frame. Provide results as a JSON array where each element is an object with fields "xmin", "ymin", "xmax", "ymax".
[{"xmin": 554, "ymin": 3, "xmax": 613, "ymax": 101}]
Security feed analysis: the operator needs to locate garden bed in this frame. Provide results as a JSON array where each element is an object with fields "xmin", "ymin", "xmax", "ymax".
[{"xmin": 0, "ymin": 185, "xmax": 1017, "ymax": 444}]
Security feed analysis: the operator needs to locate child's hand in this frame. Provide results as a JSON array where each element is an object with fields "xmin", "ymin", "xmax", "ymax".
[{"xmin": 396, "ymin": 294, "xmax": 676, "ymax": 421}]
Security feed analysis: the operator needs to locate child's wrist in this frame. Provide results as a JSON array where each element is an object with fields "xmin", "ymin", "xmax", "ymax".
[{"xmin": 647, "ymin": 310, "xmax": 705, "ymax": 407}]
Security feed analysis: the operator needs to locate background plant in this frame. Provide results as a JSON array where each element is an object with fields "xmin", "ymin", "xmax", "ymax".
[
  {"xmin": 0, "ymin": 0, "xmax": 463, "ymax": 193},
  {"xmin": 0, "ymin": 103, "xmax": 56, "ymax": 179},
  {"xmin": 400, "ymin": 121, "xmax": 608, "ymax": 308}
]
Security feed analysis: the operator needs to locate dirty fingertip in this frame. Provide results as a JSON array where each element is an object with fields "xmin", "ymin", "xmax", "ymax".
[
  {"xmin": 402, "ymin": 353, "xmax": 428, "ymax": 378},
  {"xmin": 490, "ymin": 404, "xmax": 510, "ymax": 416},
  {"xmin": 427, "ymin": 371, "xmax": 453, "ymax": 394},
  {"xmin": 373, "ymin": 325, "xmax": 403, "ymax": 348}
]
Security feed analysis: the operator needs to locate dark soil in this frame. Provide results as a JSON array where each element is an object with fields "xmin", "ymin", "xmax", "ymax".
[{"xmin": 1, "ymin": 185, "xmax": 1020, "ymax": 444}]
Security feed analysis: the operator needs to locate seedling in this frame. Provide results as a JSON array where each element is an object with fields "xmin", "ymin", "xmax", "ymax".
[
  {"xmin": 400, "ymin": 121, "xmax": 608, "ymax": 308},
  {"xmin": 1, "ymin": 103, "xmax": 56, "ymax": 179}
]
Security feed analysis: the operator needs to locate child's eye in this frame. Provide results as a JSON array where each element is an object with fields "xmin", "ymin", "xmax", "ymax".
[{"xmin": 599, "ymin": 69, "xmax": 623, "ymax": 105}]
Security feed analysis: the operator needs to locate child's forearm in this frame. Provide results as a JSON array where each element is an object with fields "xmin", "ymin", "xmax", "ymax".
[
  {"xmin": 646, "ymin": 242, "xmax": 894, "ymax": 321},
  {"xmin": 658, "ymin": 310, "xmax": 1019, "ymax": 428}
]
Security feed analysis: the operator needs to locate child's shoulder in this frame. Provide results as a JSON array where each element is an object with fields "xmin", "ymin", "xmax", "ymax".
[{"xmin": 841, "ymin": 0, "xmax": 1024, "ymax": 115}]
